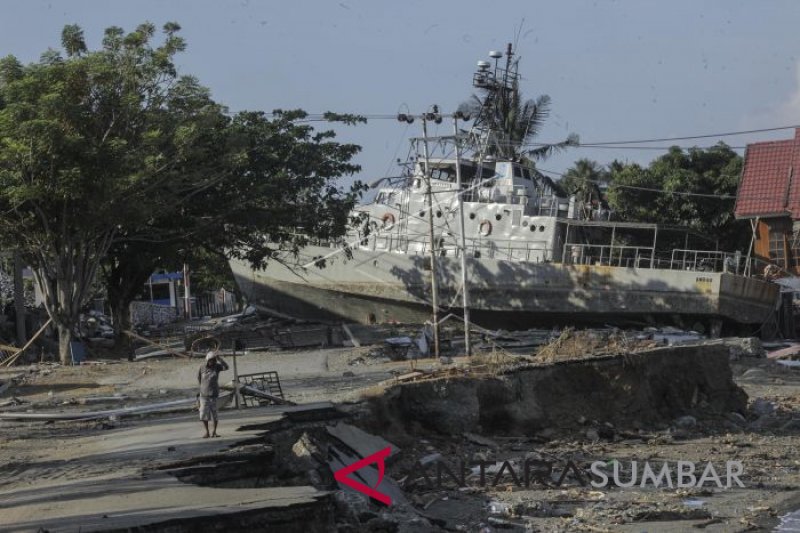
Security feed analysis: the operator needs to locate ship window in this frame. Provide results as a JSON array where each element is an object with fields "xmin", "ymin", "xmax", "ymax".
[
  {"xmin": 419, "ymin": 211, "xmax": 425, "ymax": 217},
  {"xmin": 469, "ymin": 213, "xmax": 476, "ymax": 219},
  {"xmin": 436, "ymin": 210, "xmax": 442, "ymax": 218},
  {"xmin": 431, "ymin": 167, "xmax": 456, "ymax": 182},
  {"xmin": 522, "ymin": 220, "xmax": 529, "ymax": 227},
  {"xmin": 539, "ymin": 225, "xmax": 546, "ymax": 232},
  {"xmin": 495, "ymin": 214, "xmax": 502, "ymax": 221}
]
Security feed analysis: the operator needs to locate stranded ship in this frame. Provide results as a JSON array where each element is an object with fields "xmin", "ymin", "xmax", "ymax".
[{"xmin": 231, "ymin": 45, "xmax": 779, "ymax": 334}]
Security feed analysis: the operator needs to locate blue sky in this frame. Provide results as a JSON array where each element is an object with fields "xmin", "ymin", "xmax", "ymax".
[{"xmin": 2, "ymin": 0, "xmax": 799, "ymax": 186}]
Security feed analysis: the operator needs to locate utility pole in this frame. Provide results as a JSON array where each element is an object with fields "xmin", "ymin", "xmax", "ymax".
[
  {"xmin": 232, "ymin": 339, "xmax": 243, "ymax": 409},
  {"xmin": 398, "ymin": 107, "xmax": 472, "ymax": 358},
  {"xmin": 421, "ymin": 110, "xmax": 440, "ymax": 359},
  {"xmin": 183, "ymin": 263, "xmax": 191, "ymax": 320},
  {"xmin": 453, "ymin": 113, "xmax": 471, "ymax": 356}
]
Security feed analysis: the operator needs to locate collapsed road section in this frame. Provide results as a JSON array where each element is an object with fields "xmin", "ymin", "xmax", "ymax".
[{"xmin": 2, "ymin": 339, "xmax": 798, "ymax": 532}]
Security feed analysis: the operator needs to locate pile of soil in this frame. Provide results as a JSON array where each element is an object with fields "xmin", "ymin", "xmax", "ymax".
[{"xmin": 368, "ymin": 344, "xmax": 746, "ymax": 436}]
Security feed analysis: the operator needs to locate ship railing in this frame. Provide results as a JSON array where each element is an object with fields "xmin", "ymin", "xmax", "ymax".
[
  {"xmin": 461, "ymin": 239, "xmax": 553, "ymax": 262},
  {"xmin": 370, "ymin": 234, "xmax": 553, "ymax": 262},
  {"xmin": 666, "ymin": 249, "xmax": 745, "ymax": 274},
  {"xmin": 562, "ymin": 243, "xmax": 656, "ymax": 269},
  {"xmin": 561, "ymin": 245, "xmax": 754, "ymax": 274}
]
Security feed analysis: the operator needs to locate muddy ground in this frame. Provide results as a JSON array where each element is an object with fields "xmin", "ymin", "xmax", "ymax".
[{"xmin": 1, "ymin": 344, "xmax": 800, "ymax": 532}]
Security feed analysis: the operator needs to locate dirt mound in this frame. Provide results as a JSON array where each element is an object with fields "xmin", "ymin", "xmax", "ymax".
[
  {"xmin": 536, "ymin": 328, "xmax": 658, "ymax": 363},
  {"xmin": 368, "ymin": 344, "xmax": 747, "ymax": 436}
]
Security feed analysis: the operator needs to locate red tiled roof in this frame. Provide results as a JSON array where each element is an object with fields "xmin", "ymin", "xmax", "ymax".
[{"xmin": 735, "ymin": 128, "xmax": 800, "ymax": 219}]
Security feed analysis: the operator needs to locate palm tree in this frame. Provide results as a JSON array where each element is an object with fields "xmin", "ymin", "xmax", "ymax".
[
  {"xmin": 460, "ymin": 80, "xmax": 577, "ymax": 161},
  {"xmin": 561, "ymin": 159, "xmax": 608, "ymax": 218}
]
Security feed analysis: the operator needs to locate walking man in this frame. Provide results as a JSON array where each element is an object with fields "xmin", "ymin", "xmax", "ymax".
[{"xmin": 198, "ymin": 351, "xmax": 229, "ymax": 438}]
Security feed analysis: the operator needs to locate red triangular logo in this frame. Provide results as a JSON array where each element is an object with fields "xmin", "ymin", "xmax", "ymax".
[{"xmin": 333, "ymin": 446, "xmax": 392, "ymax": 506}]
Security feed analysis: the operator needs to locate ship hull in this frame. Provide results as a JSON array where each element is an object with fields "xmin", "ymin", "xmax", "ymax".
[{"xmin": 230, "ymin": 245, "xmax": 780, "ymax": 331}]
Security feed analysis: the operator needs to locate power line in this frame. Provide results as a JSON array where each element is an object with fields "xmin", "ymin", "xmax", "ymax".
[
  {"xmin": 567, "ymin": 144, "xmax": 746, "ymax": 151},
  {"xmin": 251, "ymin": 111, "xmax": 800, "ymax": 146},
  {"xmin": 536, "ymin": 168, "xmax": 738, "ymax": 200},
  {"xmin": 544, "ymin": 125, "xmax": 800, "ymax": 146}
]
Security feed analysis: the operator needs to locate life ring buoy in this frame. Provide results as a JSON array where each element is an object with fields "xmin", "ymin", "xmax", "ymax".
[
  {"xmin": 381, "ymin": 212, "xmax": 396, "ymax": 228},
  {"xmin": 479, "ymin": 220, "xmax": 492, "ymax": 237}
]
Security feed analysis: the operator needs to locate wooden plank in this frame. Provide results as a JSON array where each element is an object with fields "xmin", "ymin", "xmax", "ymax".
[{"xmin": 341, "ymin": 324, "xmax": 361, "ymax": 347}]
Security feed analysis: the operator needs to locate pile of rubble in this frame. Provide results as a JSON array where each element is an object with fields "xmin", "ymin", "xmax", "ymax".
[
  {"xmin": 78, "ymin": 310, "xmax": 115, "ymax": 342},
  {"xmin": 172, "ymin": 340, "xmax": 764, "ymax": 531}
]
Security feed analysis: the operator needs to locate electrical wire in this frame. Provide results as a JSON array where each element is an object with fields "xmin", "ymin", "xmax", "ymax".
[
  {"xmin": 536, "ymin": 168, "xmax": 739, "ymax": 200},
  {"xmin": 247, "ymin": 111, "xmax": 800, "ymax": 147}
]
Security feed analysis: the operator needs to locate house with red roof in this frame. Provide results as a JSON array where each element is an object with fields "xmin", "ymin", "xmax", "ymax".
[{"xmin": 735, "ymin": 128, "xmax": 800, "ymax": 274}]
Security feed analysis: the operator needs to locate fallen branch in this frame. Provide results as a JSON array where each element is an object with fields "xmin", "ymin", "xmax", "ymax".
[
  {"xmin": 222, "ymin": 382, "xmax": 295, "ymax": 406},
  {"xmin": 124, "ymin": 330, "xmax": 189, "ymax": 359},
  {"xmin": 2, "ymin": 318, "xmax": 53, "ymax": 367}
]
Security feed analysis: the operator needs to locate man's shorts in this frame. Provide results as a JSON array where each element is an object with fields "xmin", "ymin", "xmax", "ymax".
[{"xmin": 199, "ymin": 396, "xmax": 218, "ymax": 421}]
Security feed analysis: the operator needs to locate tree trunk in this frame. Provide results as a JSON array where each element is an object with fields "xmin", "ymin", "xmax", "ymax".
[
  {"xmin": 112, "ymin": 297, "xmax": 134, "ymax": 360},
  {"xmin": 111, "ymin": 299, "xmax": 132, "ymax": 338},
  {"xmin": 104, "ymin": 259, "xmax": 151, "ymax": 360},
  {"xmin": 13, "ymin": 251, "xmax": 26, "ymax": 345},
  {"xmin": 57, "ymin": 323, "xmax": 72, "ymax": 366}
]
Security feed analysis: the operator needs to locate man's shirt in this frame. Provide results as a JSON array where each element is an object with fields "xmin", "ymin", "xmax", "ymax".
[{"xmin": 198, "ymin": 360, "xmax": 229, "ymax": 398}]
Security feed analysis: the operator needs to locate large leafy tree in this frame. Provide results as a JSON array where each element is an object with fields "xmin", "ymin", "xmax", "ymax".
[
  {"xmin": 102, "ymin": 109, "xmax": 365, "ymax": 342},
  {"xmin": 0, "ymin": 23, "xmax": 365, "ymax": 364},
  {"xmin": 606, "ymin": 143, "xmax": 745, "ymax": 250},
  {"xmin": 0, "ymin": 22, "xmax": 219, "ymax": 363}
]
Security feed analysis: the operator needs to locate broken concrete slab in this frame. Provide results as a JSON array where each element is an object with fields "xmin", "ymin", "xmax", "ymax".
[
  {"xmin": 326, "ymin": 421, "xmax": 400, "ymax": 459},
  {"xmin": 0, "ymin": 463, "xmax": 333, "ymax": 533},
  {"xmin": 328, "ymin": 444, "xmax": 407, "ymax": 507}
]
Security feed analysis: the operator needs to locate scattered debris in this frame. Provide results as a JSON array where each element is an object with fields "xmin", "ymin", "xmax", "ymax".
[{"xmin": 0, "ymin": 397, "xmax": 198, "ymax": 421}]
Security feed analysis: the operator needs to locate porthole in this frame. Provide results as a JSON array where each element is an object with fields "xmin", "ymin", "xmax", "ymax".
[
  {"xmin": 469, "ymin": 213, "xmax": 476, "ymax": 220},
  {"xmin": 539, "ymin": 225, "xmax": 545, "ymax": 232},
  {"xmin": 522, "ymin": 221, "xmax": 529, "ymax": 227},
  {"xmin": 419, "ymin": 211, "xmax": 425, "ymax": 217},
  {"xmin": 436, "ymin": 211, "xmax": 442, "ymax": 218},
  {"xmin": 495, "ymin": 214, "xmax": 502, "ymax": 221},
  {"xmin": 530, "ymin": 225, "xmax": 536, "ymax": 231}
]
